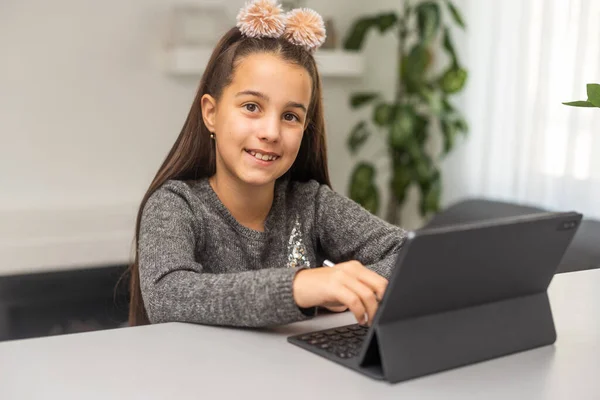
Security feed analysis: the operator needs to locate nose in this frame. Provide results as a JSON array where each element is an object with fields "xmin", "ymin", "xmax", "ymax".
[{"xmin": 258, "ymin": 113, "xmax": 281, "ymax": 143}]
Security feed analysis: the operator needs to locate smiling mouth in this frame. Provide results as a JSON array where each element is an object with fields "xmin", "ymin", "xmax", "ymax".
[{"xmin": 245, "ymin": 149, "xmax": 280, "ymax": 161}]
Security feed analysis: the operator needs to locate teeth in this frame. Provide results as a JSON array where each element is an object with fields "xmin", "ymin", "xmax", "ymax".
[{"xmin": 247, "ymin": 150, "xmax": 278, "ymax": 161}]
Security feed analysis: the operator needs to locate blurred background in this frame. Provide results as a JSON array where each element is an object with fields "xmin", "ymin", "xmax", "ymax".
[{"xmin": 1, "ymin": 0, "xmax": 598, "ymax": 341}]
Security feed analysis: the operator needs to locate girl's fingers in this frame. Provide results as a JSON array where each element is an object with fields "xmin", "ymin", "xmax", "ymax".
[
  {"xmin": 357, "ymin": 272, "xmax": 388, "ymax": 302},
  {"xmin": 346, "ymin": 261, "xmax": 388, "ymax": 301},
  {"xmin": 324, "ymin": 305, "xmax": 348, "ymax": 313},
  {"xmin": 335, "ymin": 285, "xmax": 368, "ymax": 325},
  {"xmin": 343, "ymin": 278, "xmax": 379, "ymax": 325}
]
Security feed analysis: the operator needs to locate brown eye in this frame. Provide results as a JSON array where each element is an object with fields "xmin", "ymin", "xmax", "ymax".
[
  {"xmin": 244, "ymin": 103, "xmax": 258, "ymax": 112},
  {"xmin": 284, "ymin": 113, "xmax": 299, "ymax": 122}
]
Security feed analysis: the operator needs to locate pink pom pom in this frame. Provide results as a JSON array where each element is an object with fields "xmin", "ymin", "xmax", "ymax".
[
  {"xmin": 236, "ymin": 0, "xmax": 287, "ymax": 38},
  {"xmin": 283, "ymin": 8, "xmax": 326, "ymax": 52}
]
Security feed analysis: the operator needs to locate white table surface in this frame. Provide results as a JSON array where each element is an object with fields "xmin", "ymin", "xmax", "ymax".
[{"xmin": 0, "ymin": 269, "xmax": 598, "ymax": 400}]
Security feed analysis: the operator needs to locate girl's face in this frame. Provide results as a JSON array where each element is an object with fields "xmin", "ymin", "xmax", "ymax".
[{"xmin": 202, "ymin": 52, "xmax": 312, "ymax": 188}]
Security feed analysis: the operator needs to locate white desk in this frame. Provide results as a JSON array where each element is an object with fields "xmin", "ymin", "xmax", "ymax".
[{"xmin": 0, "ymin": 270, "xmax": 598, "ymax": 400}]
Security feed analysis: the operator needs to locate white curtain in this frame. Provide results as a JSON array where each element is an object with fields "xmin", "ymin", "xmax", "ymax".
[{"xmin": 451, "ymin": 0, "xmax": 600, "ymax": 219}]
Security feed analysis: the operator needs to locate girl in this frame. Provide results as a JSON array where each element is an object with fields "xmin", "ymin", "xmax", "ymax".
[{"xmin": 129, "ymin": 0, "xmax": 407, "ymax": 328}]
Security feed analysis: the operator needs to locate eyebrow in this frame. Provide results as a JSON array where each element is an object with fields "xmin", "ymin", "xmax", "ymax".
[{"xmin": 235, "ymin": 90, "xmax": 307, "ymax": 113}]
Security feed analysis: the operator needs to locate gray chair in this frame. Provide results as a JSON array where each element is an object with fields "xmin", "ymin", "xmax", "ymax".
[{"xmin": 423, "ymin": 198, "xmax": 600, "ymax": 274}]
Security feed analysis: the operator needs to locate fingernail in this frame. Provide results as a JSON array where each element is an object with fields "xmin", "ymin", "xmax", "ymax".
[{"xmin": 362, "ymin": 313, "xmax": 369, "ymax": 325}]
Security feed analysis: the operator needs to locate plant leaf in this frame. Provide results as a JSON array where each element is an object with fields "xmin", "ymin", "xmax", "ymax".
[
  {"xmin": 562, "ymin": 100, "xmax": 595, "ymax": 107},
  {"xmin": 420, "ymin": 173, "xmax": 441, "ymax": 215},
  {"xmin": 406, "ymin": 137, "xmax": 423, "ymax": 161},
  {"xmin": 349, "ymin": 162, "xmax": 379, "ymax": 215},
  {"xmin": 416, "ymin": 2, "xmax": 441, "ymax": 43},
  {"xmin": 347, "ymin": 121, "xmax": 371, "ymax": 154},
  {"xmin": 343, "ymin": 16, "xmax": 377, "ymax": 50},
  {"xmin": 445, "ymin": 0, "xmax": 466, "ymax": 29},
  {"xmin": 389, "ymin": 106, "xmax": 416, "ymax": 149},
  {"xmin": 391, "ymin": 164, "xmax": 412, "ymax": 204},
  {"xmin": 415, "ymin": 159, "xmax": 432, "ymax": 185},
  {"xmin": 440, "ymin": 66, "xmax": 468, "ymax": 93},
  {"xmin": 454, "ymin": 116, "xmax": 469, "ymax": 134},
  {"xmin": 344, "ymin": 13, "xmax": 399, "ymax": 50},
  {"xmin": 351, "ymin": 162, "xmax": 376, "ymax": 187},
  {"xmin": 350, "ymin": 92, "xmax": 379, "ymax": 108},
  {"xmin": 376, "ymin": 12, "xmax": 399, "ymax": 33},
  {"xmin": 442, "ymin": 27, "xmax": 458, "ymax": 67},
  {"xmin": 361, "ymin": 187, "xmax": 380, "ymax": 215},
  {"xmin": 372, "ymin": 103, "xmax": 395, "ymax": 127},
  {"xmin": 441, "ymin": 119, "xmax": 457, "ymax": 154},
  {"xmin": 587, "ymin": 83, "xmax": 600, "ymax": 107},
  {"xmin": 414, "ymin": 114, "xmax": 429, "ymax": 145},
  {"xmin": 420, "ymin": 87, "xmax": 444, "ymax": 115},
  {"xmin": 349, "ymin": 163, "xmax": 373, "ymax": 201},
  {"xmin": 443, "ymin": 98, "xmax": 455, "ymax": 113},
  {"xmin": 403, "ymin": 45, "xmax": 429, "ymax": 93}
]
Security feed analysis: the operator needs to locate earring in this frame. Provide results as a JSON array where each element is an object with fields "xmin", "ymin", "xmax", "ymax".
[{"xmin": 210, "ymin": 133, "xmax": 215, "ymax": 139}]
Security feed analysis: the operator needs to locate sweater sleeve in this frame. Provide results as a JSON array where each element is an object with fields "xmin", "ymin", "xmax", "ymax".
[
  {"xmin": 138, "ymin": 185, "xmax": 311, "ymax": 328},
  {"xmin": 315, "ymin": 184, "xmax": 407, "ymax": 279}
]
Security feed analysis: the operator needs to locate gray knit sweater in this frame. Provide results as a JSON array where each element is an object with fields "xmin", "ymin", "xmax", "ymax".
[{"xmin": 138, "ymin": 176, "xmax": 407, "ymax": 328}]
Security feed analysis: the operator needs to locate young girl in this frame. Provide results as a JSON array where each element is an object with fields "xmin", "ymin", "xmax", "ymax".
[{"xmin": 129, "ymin": 0, "xmax": 407, "ymax": 328}]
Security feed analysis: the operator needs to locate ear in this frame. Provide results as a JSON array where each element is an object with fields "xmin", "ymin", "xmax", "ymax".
[{"xmin": 201, "ymin": 94, "xmax": 218, "ymax": 133}]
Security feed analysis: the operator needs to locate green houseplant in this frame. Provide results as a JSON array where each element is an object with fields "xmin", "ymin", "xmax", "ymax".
[
  {"xmin": 563, "ymin": 83, "xmax": 600, "ymax": 108},
  {"xmin": 343, "ymin": 0, "xmax": 468, "ymax": 225}
]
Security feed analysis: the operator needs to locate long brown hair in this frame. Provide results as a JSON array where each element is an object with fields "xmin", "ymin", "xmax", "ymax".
[{"xmin": 127, "ymin": 27, "xmax": 331, "ymax": 325}]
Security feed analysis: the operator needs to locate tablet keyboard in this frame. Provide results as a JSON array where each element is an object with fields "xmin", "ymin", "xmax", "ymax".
[{"xmin": 296, "ymin": 324, "xmax": 368, "ymax": 359}]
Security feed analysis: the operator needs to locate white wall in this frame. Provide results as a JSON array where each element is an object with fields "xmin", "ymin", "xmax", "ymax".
[
  {"xmin": 0, "ymin": 0, "xmax": 412, "ymax": 275},
  {"xmin": 434, "ymin": 0, "xmax": 470, "ymax": 208},
  {"xmin": 1, "ymin": 0, "xmax": 196, "ymax": 274}
]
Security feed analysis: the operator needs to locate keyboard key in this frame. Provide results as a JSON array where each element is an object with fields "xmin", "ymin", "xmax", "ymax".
[
  {"xmin": 298, "ymin": 325, "xmax": 366, "ymax": 360},
  {"xmin": 335, "ymin": 344, "xmax": 349, "ymax": 351}
]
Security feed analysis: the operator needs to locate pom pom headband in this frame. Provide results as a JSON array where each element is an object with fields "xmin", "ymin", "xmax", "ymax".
[{"xmin": 236, "ymin": 0, "xmax": 326, "ymax": 52}]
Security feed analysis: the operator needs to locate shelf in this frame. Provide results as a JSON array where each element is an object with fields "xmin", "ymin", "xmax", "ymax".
[
  {"xmin": 0, "ymin": 205, "xmax": 136, "ymax": 276},
  {"xmin": 163, "ymin": 46, "xmax": 365, "ymax": 78}
]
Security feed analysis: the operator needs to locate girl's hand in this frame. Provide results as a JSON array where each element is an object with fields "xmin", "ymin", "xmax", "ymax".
[{"xmin": 292, "ymin": 261, "xmax": 388, "ymax": 325}]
